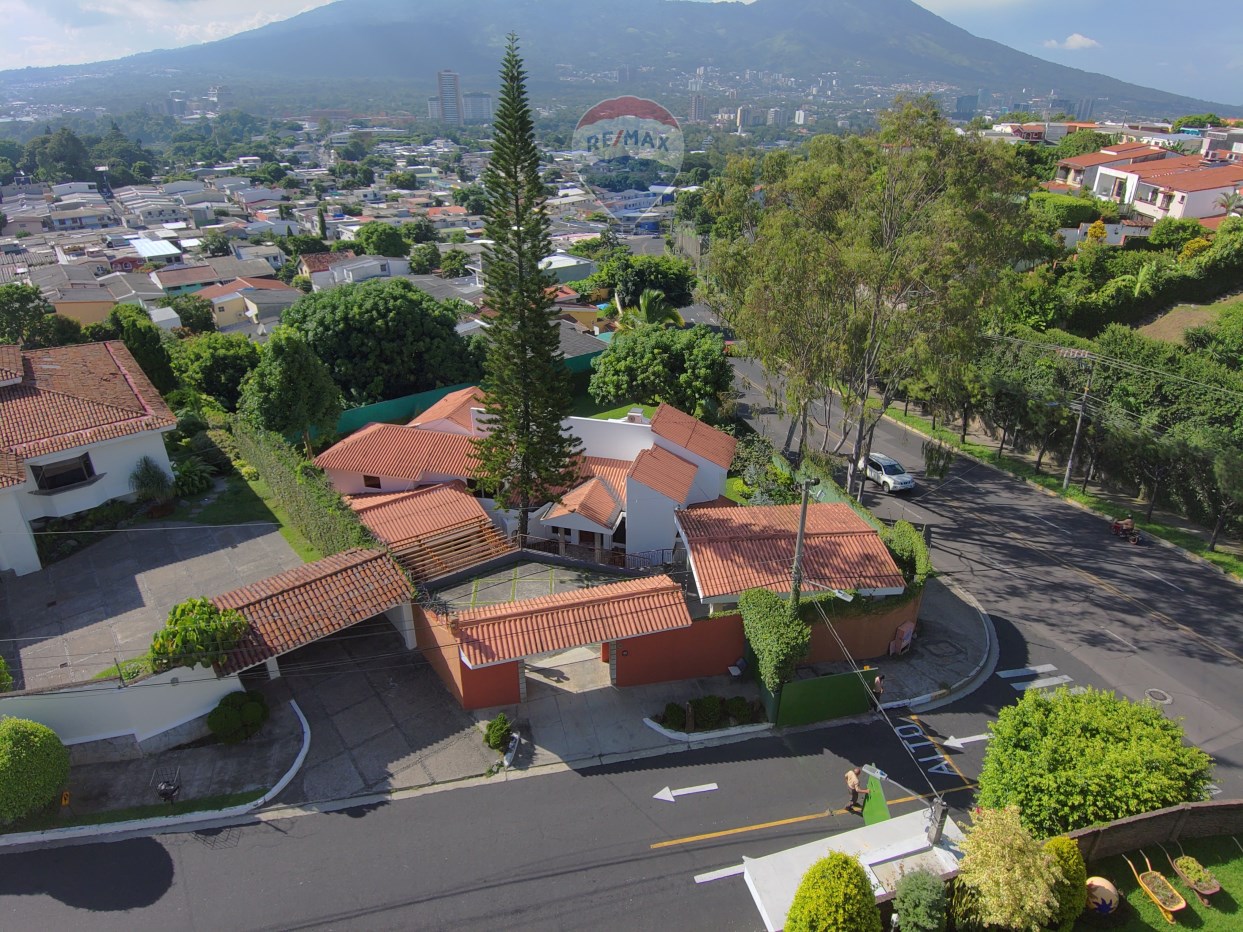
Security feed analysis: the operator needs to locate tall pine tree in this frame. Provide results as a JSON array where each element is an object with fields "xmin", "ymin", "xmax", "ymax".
[{"xmin": 474, "ymin": 35, "xmax": 581, "ymax": 536}]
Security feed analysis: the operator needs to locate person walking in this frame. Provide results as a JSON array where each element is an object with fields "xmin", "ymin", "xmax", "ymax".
[
  {"xmin": 869, "ymin": 674, "xmax": 886, "ymax": 709},
  {"xmin": 845, "ymin": 766, "xmax": 869, "ymax": 812}
]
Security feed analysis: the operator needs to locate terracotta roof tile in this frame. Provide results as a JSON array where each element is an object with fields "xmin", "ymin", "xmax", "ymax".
[
  {"xmin": 408, "ymin": 385, "xmax": 486, "ymax": 432},
  {"xmin": 543, "ymin": 456, "xmax": 629, "ymax": 528},
  {"xmin": 213, "ymin": 548, "xmax": 412, "ymax": 673},
  {"xmin": 676, "ymin": 503, "xmax": 906, "ymax": 600},
  {"xmin": 0, "ymin": 345, "xmax": 21, "ymax": 383},
  {"xmin": 314, "ymin": 423, "xmax": 480, "ymax": 483},
  {"xmin": 0, "ymin": 342, "xmax": 175, "ymax": 487},
  {"xmin": 299, "ymin": 251, "xmax": 355, "ymax": 273},
  {"xmin": 347, "ymin": 481, "xmax": 489, "ymax": 543},
  {"xmin": 451, "ymin": 574, "xmax": 691, "ymax": 666},
  {"xmin": 195, "ymin": 277, "xmax": 298, "ymax": 301},
  {"xmin": 649, "ymin": 403, "xmax": 737, "ymax": 469},
  {"xmin": 629, "ymin": 445, "xmax": 698, "ymax": 503}
]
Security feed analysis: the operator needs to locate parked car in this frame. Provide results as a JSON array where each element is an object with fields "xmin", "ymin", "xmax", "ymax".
[{"xmin": 860, "ymin": 452, "xmax": 915, "ymax": 493}]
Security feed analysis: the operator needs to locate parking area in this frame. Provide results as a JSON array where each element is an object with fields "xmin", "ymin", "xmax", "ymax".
[
  {"xmin": 275, "ymin": 618, "xmax": 496, "ymax": 803},
  {"xmin": 0, "ymin": 522, "xmax": 301, "ymax": 691}
]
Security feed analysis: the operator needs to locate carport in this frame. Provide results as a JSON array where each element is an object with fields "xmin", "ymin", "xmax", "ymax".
[{"xmin": 214, "ymin": 548, "xmax": 415, "ymax": 678}]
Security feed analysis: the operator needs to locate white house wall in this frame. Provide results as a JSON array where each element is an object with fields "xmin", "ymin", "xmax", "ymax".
[
  {"xmin": 564, "ymin": 416, "xmax": 654, "ymax": 461},
  {"xmin": 16, "ymin": 431, "xmax": 173, "ymax": 523},
  {"xmin": 0, "ymin": 491, "xmax": 40, "ymax": 576},
  {"xmin": 322, "ymin": 468, "xmax": 423, "ymax": 496},
  {"xmin": 624, "ymin": 477, "xmax": 677, "ymax": 556},
  {"xmin": 0, "ymin": 668, "xmax": 241, "ymax": 746}
]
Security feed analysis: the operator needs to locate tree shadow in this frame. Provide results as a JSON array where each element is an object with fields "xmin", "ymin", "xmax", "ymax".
[{"xmin": 0, "ymin": 836, "xmax": 174, "ymax": 910}]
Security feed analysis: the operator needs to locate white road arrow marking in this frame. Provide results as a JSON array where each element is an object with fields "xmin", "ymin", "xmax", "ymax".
[
  {"xmin": 654, "ymin": 782, "xmax": 719, "ymax": 803},
  {"xmin": 943, "ymin": 733, "xmax": 991, "ymax": 751}
]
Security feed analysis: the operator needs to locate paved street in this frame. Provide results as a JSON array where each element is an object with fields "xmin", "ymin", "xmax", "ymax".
[
  {"xmin": 731, "ymin": 353, "xmax": 1243, "ymax": 798},
  {"xmin": 0, "ymin": 728, "xmax": 972, "ymax": 931}
]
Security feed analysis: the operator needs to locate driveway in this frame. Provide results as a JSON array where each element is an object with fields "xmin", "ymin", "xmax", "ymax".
[
  {"xmin": 276, "ymin": 618, "xmax": 496, "ymax": 804},
  {"xmin": 0, "ymin": 522, "xmax": 301, "ymax": 691}
]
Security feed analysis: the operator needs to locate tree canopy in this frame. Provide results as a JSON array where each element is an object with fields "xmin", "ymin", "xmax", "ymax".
[
  {"xmin": 0, "ymin": 719, "xmax": 70, "ymax": 825},
  {"xmin": 976, "ymin": 686, "xmax": 1213, "ymax": 838},
  {"xmin": 353, "ymin": 221, "xmax": 409, "ymax": 257},
  {"xmin": 953, "ymin": 806, "xmax": 1061, "ymax": 932},
  {"xmin": 282, "ymin": 277, "xmax": 478, "ymax": 403},
  {"xmin": 159, "ymin": 294, "xmax": 216, "ymax": 334},
  {"xmin": 589, "ymin": 324, "xmax": 730, "ymax": 415},
  {"xmin": 0, "ymin": 283, "xmax": 52, "ymax": 346},
  {"xmin": 170, "ymin": 332, "xmax": 260, "ymax": 411},
  {"xmin": 238, "ymin": 326, "xmax": 341, "ymax": 444},
  {"xmin": 149, "ymin": 597, "xmax": 249, "ymax": 672}
]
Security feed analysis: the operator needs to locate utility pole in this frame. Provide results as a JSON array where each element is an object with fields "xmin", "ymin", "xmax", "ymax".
[
  {"xmin": 1062, "ymin": 353, "xmax": 1095, "ymax": 491},
  {"xmin": 788, "ymin": 479, "xmax": 815, "ymax": 611}
]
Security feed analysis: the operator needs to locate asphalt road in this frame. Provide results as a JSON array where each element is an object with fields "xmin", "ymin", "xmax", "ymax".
[
  {"xmin": 730, "ymin": 353, "xmax": 1243, "ymax": 799},
  {"xmin": 0, "ymin": 728, "xmax": 972, "ymax": 931}
]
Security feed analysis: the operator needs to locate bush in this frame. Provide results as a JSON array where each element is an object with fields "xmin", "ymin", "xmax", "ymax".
[
  {"xmin": 0, "ymin": 655, "xmax": 11, "ymax": 692},
  {"xmin": 740, "ymin": 588, "xmax": 810, "ymax": 692},
  {"xmin": 173, "ymin": 456, "xmax": 213, "ymax": 496},
  {"xmin": 725, "ymin": 695, "xmax": 750, "ymax": 724},
  {"xmin": 893, "ymin": 870, "xmax": 946, "ymax": 932},
  {"xmin": 691, "ymin": 695, "xmax": 723, "ymax": 730},
  {"xmin": 188, "ymin": 431, "xmax": 234, "ymax": 474},
  {"xmin": 0, "ymin": 719, "xmax": 70, "ymax": 824},
  {"xmin": 150, "ymin": 597, "xmax": 249, "ymax": 671},
  {"xmin": 881, "ymin": 520, "xmax": 933, "ymax": 587},
  {"xmin": 232, "ymin": 419, "xmax": 375, "ymax": 556},
  {"xmin": 129, "ymin": 455, "xmax": 174, "ymax": 504},
  {"xmin": 485, "ymin": 713, "xmax": 512, "ymax": 751},
  {"xmin": 1044, "ymin": 837, "xmax": 1087, "ymax": 931},
  {"xmin": 661, "ymin": 702, "xmax": 686, "ymax": 731},
  {"xmin": 786, "ymin": 852, "xmax": 882, "ymax": 932},
  {"xmin": 207, "ymin": 690, "xmax": 269, "ymax": 743}
]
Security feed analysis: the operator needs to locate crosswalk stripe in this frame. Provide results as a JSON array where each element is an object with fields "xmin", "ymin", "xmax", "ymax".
[
  {"xmin": 997, "ymin": 664, "xmax": 1058, "ymax": 678},
  {"xmin": 1013, "ymin": 675, "xmax": 1073, "ymax": 691}
]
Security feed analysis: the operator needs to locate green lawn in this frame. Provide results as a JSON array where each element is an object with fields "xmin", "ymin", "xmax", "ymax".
[
  {"xmin": 569, "ymin": 396, "xmax": 657, "ymax": 420},
  {"xmin": 883, "ymin": 407, "xmax": 1243, "ymax": 581},
  {"xmin": 3, "ymin": 789, "xmax": 266, "ymax": 834},
  {"xmin": 724, "ymin": 476, "xmax": 750, "ymax": 503},
  {"xmin": 173, "ymin": 473, "xmax": 320, "ymax": 563},
  {"xmin": 1077, "ymin": 836, "xmax": 1243, "ymax": 931}
]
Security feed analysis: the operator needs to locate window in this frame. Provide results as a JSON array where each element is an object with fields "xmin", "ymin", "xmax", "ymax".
[
  {"xmin": 31, "ymin": 453, "xmax": 96, "ymax": 491},
  {"xmin": 362, "ymin": 475, "xmax": 381, "ymax": 489}
]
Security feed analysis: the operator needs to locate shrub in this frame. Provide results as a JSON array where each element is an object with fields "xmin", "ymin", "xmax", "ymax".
[
  {"xmin": 188, "ymin": 431, "xmax": 234, "ymax": 474},
  {"xmin": 0, "ymin": 656, "xmax": 12, "ymax": 692},
  {"xmin": 1044, "ymin": 837, "xmax": 1087, "ymax": 931},
  {"xmin": 176, "ymin": 410, "xmax": 210, "ymax": 436},
  {"xmin": 484, "ymin": 713, "xmax": 512, "ymax": 751},
  {"xmin": 207, "ymin": 690, "xmax": 269, "ymax": 743},
  {"xmin": 661, "ymin": 702, "xmax": 686, "ymax": 731},
  {"xmin": 150, "ymin": 597, "xmax": 249, "ymax": 671},
  {"xmin": 725, "ymin": 695, "xmax": 750, "ymax": 724},
  {"xmin": 173, "ymin": 456, "xmax": 213, "ymax": 496},
  {"xmin": 740, "ymin": 588, "xmax": 809, "ymax": 692},
  {"xmin": 129, "ymin": 455, "xmax": 174, "ymax": 504},
  {"xmin": 893, "ymin": 870, "xmax": 946, "ymax": 932},
  {"xmin": 786, "ymin": 852, "xmax": 882, "ymax": 932},
  {"xmin": 955, "ymin": 806, "xmax": 1060, "ymax": 932},
  {"xmin": 881, "ymin": 520, "xmax": 933, "ymax": 587},
  {"xmin": 691, "ymin": 695, "xmax": 723, "ymax": 730},
  {"xmin": 0, "ymin": 718, "xmax": 70, "ymax": 824}
]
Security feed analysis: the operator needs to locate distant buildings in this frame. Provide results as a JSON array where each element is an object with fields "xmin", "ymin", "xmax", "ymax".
[
  {"xmin": 437, "ymin": 69, "xmax": 464, "ymax": 126},
  {"xmin": 689, "ymin": 94, "xmax": 706, "ymax": 124},
  {"xmin": 462, "ymin": 92, "xmax": 493, "ymax": 124}
]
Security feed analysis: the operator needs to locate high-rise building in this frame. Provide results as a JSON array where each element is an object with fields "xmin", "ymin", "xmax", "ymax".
[
  {"xmin": 736, "ymin": 106, "xmax": 753, "ymax": 131},
  {"xmin": 954, "ymin": 95, "xmax": 978, "ymax": 119},
  {"xmin": 1076, "ymin": 97, "xmax": 1096, "ymax": 120},
  {"xmin": 463, "ymin": 92, "xmax": 493, "ymax": 123},
  {"xmin": 689, "ymin": 94, "xmax": 706, "ymax": 124},
  {"xmin": 427, "ymin": 96, "xmax": 442, "ymax": 120},
  {"xmin": 437, "ymin": 69, "xmax": 464, "ymax": 126},
  {"xmin": 766, "ymin": 108, "xmax": 787, "ymax": 127},
  {"xmin": 688, "ymin": 76, "xmax": 703, "ymax": 93},
  {"xmin": 209, "ymin": 85, "xmax": 233, "ymax": 110},
  {"xmin": 617, "ymin": 64, "xmax": 634, "ymax": 83}
]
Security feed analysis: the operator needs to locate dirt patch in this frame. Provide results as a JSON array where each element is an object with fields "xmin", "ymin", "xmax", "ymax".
[{"xmin": 1137, "ymin": 306, "xmax": 1221, "ymax": 344}]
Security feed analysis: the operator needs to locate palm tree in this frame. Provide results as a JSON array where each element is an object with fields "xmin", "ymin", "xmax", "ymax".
[
  {"xmin": 1216, "ymin": 191, "xmax": 1242, "ymax": 217},
  {"xmin": 617, "ymin": 289, "xmax": 684, "ymax": 331}
]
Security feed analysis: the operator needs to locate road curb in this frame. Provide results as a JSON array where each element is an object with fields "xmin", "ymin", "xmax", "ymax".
[
  {"xmin": 883, "ymin": 412, "xmax": 1243, "ymax": 586},
  {"xmin": 895, "ymin": 578, "xmax": 997, "ymax": 713},
  {"xmin": 0, "ymin": 699, "xmax": 311, "ymax": 850}
]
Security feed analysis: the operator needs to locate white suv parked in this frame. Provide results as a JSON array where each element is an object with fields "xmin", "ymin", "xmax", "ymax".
[{"xmin": 861, "ymin": 452, "xmax": 915, "ymax": 493}]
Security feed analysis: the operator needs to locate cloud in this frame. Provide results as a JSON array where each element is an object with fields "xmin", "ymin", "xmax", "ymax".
[{"xmin": 1043, "ymin": 33, "xmax": 1101, "ymax": 51}]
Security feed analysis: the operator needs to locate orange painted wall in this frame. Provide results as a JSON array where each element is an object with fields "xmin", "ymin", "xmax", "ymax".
[
  {"xmin": 413, "ymin": 606, "xmax": 521, "ymax": 709},
  {"xmin": 804, "ymin": 593, "xmax": 922, "ymax": 663},
  {"xmin": 613, "ymin": 614, "xmax": 747, "ymax": 687}
]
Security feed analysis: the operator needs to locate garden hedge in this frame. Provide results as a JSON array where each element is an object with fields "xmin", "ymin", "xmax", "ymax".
[
  {"xmin": 0, "ymin": 719, "xmax": 70, "ymax": 824},
  {"xmin": 786, "ymin": 852, "xmax": 882, "ymax": 932}
]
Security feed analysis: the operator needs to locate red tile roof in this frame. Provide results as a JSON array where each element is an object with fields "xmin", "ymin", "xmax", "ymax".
[
  {"xmin": 649, "ymin": 404, "xmax": 737, "ymax": 469},
  {"xmin": 1160, "ymin": 164, "xmax": 1243, "ymax": 193},
  {"xmin": 214, "ymin": 548, "xmax": 412, "ymax": 673},
  {"xmin": 0, "ymin": 345, "xmax": 20, "ymax": 383},
  {"xmin": 629, "ymin": 444, "xmax": 698, "ymax": 503},
  {"xmin": 194, "ymin": 277, "xmax": 298, "ymax": 301},
  {"xmin": 544, "ymin": 456, "xmax": 629, "ymax": 528},
  {"xmin": 0, "ymin": 342, "xmax": 175, "ymax": 488},
  {"xmin": 408, "ymin": 385, "xmax": 486, "ymax": 432},
  {"xmin": 151, "ymin": 265, "xmax": 221, "ymax": 288},
  {"xmin": 299, "ymin": 251, "xmax": 355, "ymax": 273},
  {"xmin": 314, "ymin": 423, "xmax": 480, "ymax": 483},
  {"xmin": 676, "ymin": 503, "xmax": 906, "ymax": 600},
  {"xmin": 347, "ymin": 481, "xmax": 490, "ymax": 543},
  {"xmin": 451, "ymin": 574, "xmax": 691, "ymax": 666}
]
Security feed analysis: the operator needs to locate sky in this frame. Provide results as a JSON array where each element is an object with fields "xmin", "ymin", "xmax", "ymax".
[{"xmin": 0, "ymin": 0, "xmax": 1240, "ymax": 107}]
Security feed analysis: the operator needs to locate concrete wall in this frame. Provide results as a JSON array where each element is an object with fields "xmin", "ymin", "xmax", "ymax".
[
  {"xmin": 564, "ymin": 416, "xmax": 654, "ymax": 461},
  {"xmin": 51, "ymin": 300, "xmax": 115, "ymax": 326},
  {"xmin": 322, "ymin": 468, "xmax": 423, "ymax": 496},
  {"xmin": 0, "ymin": 668, "xmax": 241, "ymax": 746},
  {"xmin": 0, "ymin": 490, "xmax": 40, "ymax": 576},
  {"xmin": 804, "ymin": 594, "xmax": 922, "ymax": 664},
  {"xmin": 16, "ymin": 431, "xmax": 172, "ymax": 523},
  {"xmin": 624, "ymin": 477, "xmax": 677, "ymax": 556},
  {"xmin": 411, "ymin": 605, "xmax": 521, "ymax": 710},
  {"xmin": 1070, "ymin": 801, "xmax": 1243, "ymax": 863},
  {"xmin": 613, "ymin": 613, "xmax": 746, "ymax": 687}
]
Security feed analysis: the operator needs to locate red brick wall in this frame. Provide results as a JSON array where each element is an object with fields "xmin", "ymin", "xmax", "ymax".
[
  {"xmin": 613, "ymin": 614, "xmax": 747, "ymax": 687},
  {"xmin": 804, "ymin": 593, "xmax": 922, "ymax": 663},
  {"xmin": 412, "ymin": 606, "xmax": 521, "ymax": 709}
]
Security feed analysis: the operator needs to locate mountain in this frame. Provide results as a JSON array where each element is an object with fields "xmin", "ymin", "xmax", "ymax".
[{"xmin": 1, "ymin": 0, "xmax": 1232, "ymax": 117}]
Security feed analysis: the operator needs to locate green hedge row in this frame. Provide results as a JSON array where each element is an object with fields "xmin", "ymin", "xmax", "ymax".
[
  {"xmin": 880, "ymin": 519, "xmax": 933, "ymax": 588},
  {"xmin": 231, "ymin": 418, "xmax": 375, "ymax": 557},
  {"xmin": 740, "ymin": 588, "xmax": 810, "ymax": 693}
]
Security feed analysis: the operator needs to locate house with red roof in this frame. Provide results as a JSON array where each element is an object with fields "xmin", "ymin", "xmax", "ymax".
[
  {"xmin": 1050, "ymin": 142, "xmax": 1170, "ymax": 192},
  {"xmin": 194, "ymin": 277, "xmax": 301, "ymax": 329},
  {"xmin": 1093, "ymin": 155, "xmax": 1243, "ymax": 220},
  {"xmin": 313, "ymin": 394, "xmax": 736, "ymax": 565},
  {"xmin": 0, "ymin": 342, "xmax": 176, "ymax": 576}
]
